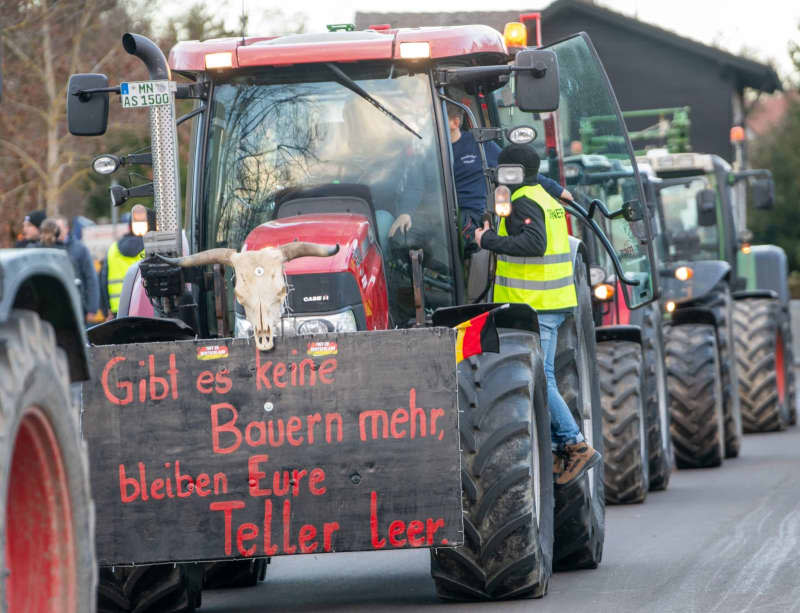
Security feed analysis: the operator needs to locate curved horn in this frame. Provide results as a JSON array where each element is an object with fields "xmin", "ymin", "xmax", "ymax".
[
  {"xmin": 157, "ymin": 248, "xmax": 236, "ymax": 268},
  {"xmin": 280, "ymin": 242, "xmax": 340, "ymax": 261}
]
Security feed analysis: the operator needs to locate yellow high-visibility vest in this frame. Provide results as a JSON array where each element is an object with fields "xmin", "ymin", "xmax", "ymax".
[
  {"xmin": 106, "ymin": 241, "xmax": 144, "ymax": 314},
  {"xmin": 493, "ymin": 184, "xmax": 578, "ymax": 311}
]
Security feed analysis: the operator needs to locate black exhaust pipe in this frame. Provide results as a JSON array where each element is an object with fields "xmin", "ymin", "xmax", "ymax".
[{"xmin": 122, "ymin": 33, "xmax": 170, "ymax": 81}]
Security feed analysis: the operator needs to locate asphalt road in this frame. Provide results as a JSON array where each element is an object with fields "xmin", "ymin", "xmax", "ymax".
[{"xmin": 204, "ymin": 426, "xmax": 800, "ymax": 613}]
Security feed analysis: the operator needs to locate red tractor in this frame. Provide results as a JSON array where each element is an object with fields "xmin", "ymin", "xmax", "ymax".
[{"xmin": 68, "ymin": 22, "xmax": 657, "ymax": 611}]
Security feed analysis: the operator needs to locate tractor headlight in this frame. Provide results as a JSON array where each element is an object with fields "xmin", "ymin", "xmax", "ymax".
[
  {"xmin": 592, "ymin": 283, "xmax": 615, "ymax": 302},
  {"xmin": 674, "ymin": 266, "xmax": 693, "ymax": 281},
  {"xmin": 284, "ymin": 308, "xmax": 359, "ymax": 337},
  {"xmin": 297, "ymin": 319, "xmax": 331, "ymax": 335},
  {"xmin": 506, "ymin": 125, "xmax": 537, "ymax": 144},
  {"xmin": 495, "ymin": 185, "xmax": 512, "ymax": 217},
  {"xmin": 497, "ymin": 164, "xmax": 525, "ymax": 186},
  {"xmin": 92, "ymin": 154, "xmax": 120, "ymax": 175}
]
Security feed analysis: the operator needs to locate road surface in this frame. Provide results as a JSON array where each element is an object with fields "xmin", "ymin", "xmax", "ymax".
[{"xmin": 204, "ymin": 426, "xmax": 800, "ymax": 613}]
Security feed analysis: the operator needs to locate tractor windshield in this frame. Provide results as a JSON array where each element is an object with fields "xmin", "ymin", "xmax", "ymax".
[
  {"xmin": 200, "ymin": 62, "xmax": 453, "ymax": 326},
  {"xmin": 658, "ymin": 177, "xmax": 719, "ymax": 263}
]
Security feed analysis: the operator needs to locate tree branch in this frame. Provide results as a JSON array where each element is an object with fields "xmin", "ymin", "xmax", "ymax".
[
  {"xmin": 1, "ymin": 32, "xmax": 46, "ymax": 81},
  {"xmin": 0, "ymin": 139, "xmax": 47, "ymax": 182},
  {"xmin": 56, "ymin": 167, "xmax": 91, "ymax": 194},
  {"xmin": 0, "ymin": 180, "xmax": 35, "ymax": 204},
  {"xmin": 3, "ymin": 97, "xmax": 50, "ymax": 122}
]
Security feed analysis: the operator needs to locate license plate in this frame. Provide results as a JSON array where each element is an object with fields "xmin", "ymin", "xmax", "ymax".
[{"xmin": 120, "ymin": 80, "xmax": 175, "ymax": 109}]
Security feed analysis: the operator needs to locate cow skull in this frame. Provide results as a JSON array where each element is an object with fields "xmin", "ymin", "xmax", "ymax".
[{"xmin": 159, "ymin": 242, "xmax": 339, "ymax": 351}]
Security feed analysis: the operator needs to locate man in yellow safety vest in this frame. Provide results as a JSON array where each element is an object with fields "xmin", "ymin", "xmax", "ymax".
[
  {"xmin": 99, "ymin": 213, "xmax": 145, "ymax": 317},
  {"xmin": 475, "ymin": 144, "xmax": 601, "ymax": 487}
]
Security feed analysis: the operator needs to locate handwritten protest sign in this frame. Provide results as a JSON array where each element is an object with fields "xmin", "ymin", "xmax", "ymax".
[{"xmin": 82, "ymin": 328, "xmax": 461, "ymax": 565}]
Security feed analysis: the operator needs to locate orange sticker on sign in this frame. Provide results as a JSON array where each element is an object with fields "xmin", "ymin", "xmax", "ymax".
[
  {"xmin": 197, "ymin": 345, "xmax": 229, "ymax": 361},
  {"xmin": 307, "ymin": 341, "xmax": 338, "ymax": 357}
]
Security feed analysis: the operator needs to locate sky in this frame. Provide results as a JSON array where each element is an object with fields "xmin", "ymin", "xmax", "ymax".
[{"xmin": 159, "ymin": 0, "xmax": 800, "ymax": 79}]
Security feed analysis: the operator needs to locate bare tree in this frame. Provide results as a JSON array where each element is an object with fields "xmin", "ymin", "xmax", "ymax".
[{"xmin": 0, "ymin": 0, "xmax": 149, "ymax": 232}]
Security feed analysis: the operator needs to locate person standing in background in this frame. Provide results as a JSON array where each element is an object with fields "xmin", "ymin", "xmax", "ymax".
[
  {"xmin": 55, "ymin": 216, "xmax": 100, "ymax": 324},
  {"xmin": 15, "ymin": 210, "xmax": 45, "ymax": 247},
  {"xmin": 99, "ymin": 213, "xmax": 145, "ymax": 317}
]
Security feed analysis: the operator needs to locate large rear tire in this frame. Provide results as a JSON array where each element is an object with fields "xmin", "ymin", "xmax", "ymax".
[
  {"xmin": 631, "ymin": 303, "xmax": 672, "ymax": 491},
  {"xmin": 553, "ymin": 252, "xmax": 604, "ymax": 570},
  {"xmin": 0, "ymin": 310, "xmax": 97, "ymax": 613},
  {"xmin": 733, "ymin": 297, "xmax": 792, "ymax": 432},
  {"xmin": 202, "ymin": 558, "xmax": 268, "ymax": 589},
  {"xmin": 431, "ymin": 328, "xmax": 553, "ymax": 601},
  {"xmin": 664, "ymin": 323, "xmax": 725, "ymax": 468},
  {"xmin": 598, "ymin": 340, "xmax": 648, "ymax": 505},
  {"xmin": 97, "ymin": 564, "xmax": 202, "ymax": 613}
]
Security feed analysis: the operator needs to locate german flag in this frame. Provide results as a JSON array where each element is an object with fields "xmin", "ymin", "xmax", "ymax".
[{"xmin": 455, "ymin": 305, "xmax": 506, "ymax": 363}]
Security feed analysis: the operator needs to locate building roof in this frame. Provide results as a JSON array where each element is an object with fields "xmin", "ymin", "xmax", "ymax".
[
  {"xmin": 355, "ymin": 0, "xmax": 782, "ymax": 93},
  {"xmin": 542, "ymin": 0, "xmax": 781, "ymax": 93}
]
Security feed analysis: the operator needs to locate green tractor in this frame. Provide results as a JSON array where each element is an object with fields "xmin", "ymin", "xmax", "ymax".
[{"xmin": 643, "ymin": 150, "xmax": 795, "ymax": 435}]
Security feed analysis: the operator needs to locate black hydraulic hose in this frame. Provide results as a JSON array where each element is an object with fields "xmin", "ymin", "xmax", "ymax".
[{"xmin": 122, "ymin": 33, "xmax": 170, "ymax": 81}]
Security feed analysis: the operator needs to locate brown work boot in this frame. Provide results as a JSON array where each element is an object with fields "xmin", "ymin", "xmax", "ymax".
[
  {"xmin": 555, "ymin": 442, "xmax": 601, "ymax": 487},
  {"xmin": 553, "ymin": 451, "xmax": 564, "ymax": 479}
]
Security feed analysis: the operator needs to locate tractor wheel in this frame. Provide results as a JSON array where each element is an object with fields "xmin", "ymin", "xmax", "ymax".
[
  {"xmin": 430, "ymin": 328, "xmax": 553, "ymax": 600},
  {"xmin": 664, "ymin": 323, "xmax": 725, "ymax": 468},
  {"xmin": 706, "ymin": 286, "xmax": 742, "ymax": 457},
  {"xmin": 202, "ymin": 558, "xmax": 268, "ymax": 589},
  {"xmin": 553, "ymin": 252, "xmax": 604, "ymax": 570},
  {"xmin": 0, "ymin": 310, "xmax": 97, "ymax": 613},
  {"xmin": 779, "ymin": 306, "xmax": 797, "ymax": 426},
  {"xmin": 597, "ymin": 340, "xmax": 648, "ymax": 505},
  {"xmin": 97, "ymin": 564, "xmax": 202, "ymax": 613},
  {"xmin": 632, "ymin": 303, "xmax": 671, "ymax": 491},
  {"xmin": 733, "ymin": 298, "xmax": 792, "ymax": 432}
]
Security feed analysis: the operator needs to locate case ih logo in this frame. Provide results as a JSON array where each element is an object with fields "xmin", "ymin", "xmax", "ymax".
[
  {"xmin": 303, "ymin": 295, "xmax": 329, "ymax": 303},
  {"xmin": 196, "ymin": 345, "xmax": 229, "ymax": 361},
  {"xmin": 307, "ymin": 341, "xmax": 338, "ymax": 357}
]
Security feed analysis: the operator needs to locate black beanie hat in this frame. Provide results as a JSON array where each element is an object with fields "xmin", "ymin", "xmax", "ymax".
[
  {"xmin": 497, "ymin": 144, "xmax": 540, "ymax": 182},
  {"xmin": 25, "ymin": 210, "xmax": 46, "ymax": 229}
]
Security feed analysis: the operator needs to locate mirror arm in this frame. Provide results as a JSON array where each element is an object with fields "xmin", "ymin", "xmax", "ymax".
[
  {"xmin": 561, "ymin": 198, "xmax": 641, "ymax": 286},
  {"xmin": 729, "ymin": 168, "xmax": 773, "ymax": 184},
  {"xmin": 72, "ymin": 86, "xmax": 121, "ymax": 101}
]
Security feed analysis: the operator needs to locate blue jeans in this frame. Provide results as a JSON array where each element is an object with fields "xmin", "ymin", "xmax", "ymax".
[{"xmin": 538, "ymin": 312, "xmax": 584, "ymax": 451}]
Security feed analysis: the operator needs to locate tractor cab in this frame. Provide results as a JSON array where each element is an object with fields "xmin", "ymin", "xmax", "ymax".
[{"xmin": 185, "ymin": 29, "xmax": 659, "ymax": 336}]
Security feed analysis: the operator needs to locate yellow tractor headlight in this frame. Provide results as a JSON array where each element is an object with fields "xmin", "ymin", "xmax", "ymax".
[
  {"xmin": 494, "ymin": 185, "xmax": 512, "ymax": 217},
  {"xmin": 674, "ymin": 266, "xmax": 693, "ymax": 281},
  {"xmin": 592, "ymin": 283, "xmax": 615, "ymax": 302}
]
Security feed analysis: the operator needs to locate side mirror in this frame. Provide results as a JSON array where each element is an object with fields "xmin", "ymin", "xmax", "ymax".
[
  {"xmin": 752, "ymin": 178, "xmax": 774, "ymax": 210},
  {"xmin": 67, "ymin": 73, "xmax": 109, "ymax": 136},
  {"xmin": 695, "ymin": 189, "xmax": 717, "ymax": 227},
  {"xmin": 514, "ymin": 49, "xmax": 559, "ymax": 112}
]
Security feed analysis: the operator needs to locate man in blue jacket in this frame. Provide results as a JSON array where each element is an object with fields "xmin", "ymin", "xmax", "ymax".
[
  {"xmin": 55, "ymin": 216, "xmax": 100, "ymax": 323},
  {"xmin": 446, "ymin": 102, "xmax": 570, "ymax": 251}
]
